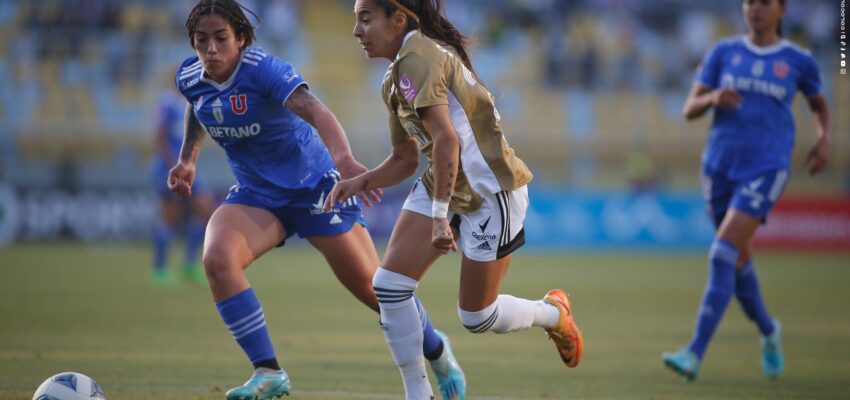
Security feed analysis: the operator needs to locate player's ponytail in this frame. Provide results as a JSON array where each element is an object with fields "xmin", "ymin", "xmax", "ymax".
[
  {"xmin": 186, "ymin": 0, "xmax": 259, "ymax": 50},
  {"xmin": 378, "ymin": 0, "xmax": 476, "ymax": 76}
]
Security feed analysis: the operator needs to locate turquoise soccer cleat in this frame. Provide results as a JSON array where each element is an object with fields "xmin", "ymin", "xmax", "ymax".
[
  {"xmin": 225, "ymin": 368, "xmax": 290, "ymax": 400},
  {"xmin": 431, "ymin": 330, "xmax": 466, "ymax": 400},
  {"xmin": 761, "ymin": 319, "xmax": 784, "ymax": 379},
  {"xmin": 662, "ymin": 347, "xmax": 700, "ymax": 381}
]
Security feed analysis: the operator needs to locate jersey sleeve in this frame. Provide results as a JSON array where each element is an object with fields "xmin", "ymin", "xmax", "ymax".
[
  {"xmin": 798, "ymin": 55, "xmax": 822, "ymax": 98},
  {"xmin": 174, "ymin": 56, "xmax": 200, "ymax": 101},
  {"xmin": 695, "ymin": 42, "xmax": 724, "ymax": 88},
  {"xmin": 395, "ymin": 52, "xmax": 448, "ymax": 110},
  {"xmin": 262, "ymin": 56, "xmax": 309, "ymax": 106}
]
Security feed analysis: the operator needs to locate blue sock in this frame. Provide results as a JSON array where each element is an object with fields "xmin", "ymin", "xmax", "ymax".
[
  {"xmin": 688, "ymin": 239, "xmax": 738, "ymax": 360},
  {"xmin": 736, "ymin": 260, "xmax": 775, "ymax": 336},
  {"xmin": 414, "ymin": 295, "xmax": 442, "ymax": 360},
  {"xmin": 184, "ymin": 219, "xmax": 205, "ymax": 268},
  {"xmin": 216, "ymin": 288, "xmax": 277, "ymax": 367},
  {"xmin": 153, "ymin": 222, "xmax": 173, "ymax": 271}
]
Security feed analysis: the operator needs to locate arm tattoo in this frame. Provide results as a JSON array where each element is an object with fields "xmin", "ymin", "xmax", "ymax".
[
  {"xmin": 285, "ymin": 86, "xmax": 319, "ymax": 125},
  {"xmin": 180, "ymin": 107, "xmax": 205, "ymax": 162}
]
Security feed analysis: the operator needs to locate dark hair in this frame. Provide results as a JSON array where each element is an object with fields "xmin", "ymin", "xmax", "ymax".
[
  {"xmin": 376, "ymin": 0, "xmax": 475, "ymax": 75},
  {"xmin": 186, "ymin": 0, "xmax": 259, "ymax": 50},
  {"xmin": 776, "ymin": 0, "xmax": 785, "ymax": 37}
]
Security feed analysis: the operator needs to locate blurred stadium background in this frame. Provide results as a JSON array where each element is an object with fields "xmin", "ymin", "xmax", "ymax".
[
  {"xmin": 0, "ymin": 0, "xmax": 847, "ymax": 248},
  {"xmin": 0, "ymin": 0, "xmax": 848, "ymax": 399}
]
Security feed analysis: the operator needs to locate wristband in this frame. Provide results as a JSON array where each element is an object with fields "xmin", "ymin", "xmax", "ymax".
[{"xmin": 431, "ymin": 200, "xmax": 449, "ymax": 219}]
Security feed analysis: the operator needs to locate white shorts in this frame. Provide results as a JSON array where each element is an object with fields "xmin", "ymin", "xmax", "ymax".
[{"xmin": 402, "ymin": 179, "xmax": 528, "ymax": 262}]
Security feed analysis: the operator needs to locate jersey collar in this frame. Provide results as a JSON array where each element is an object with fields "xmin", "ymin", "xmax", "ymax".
[
  {"xmin": 201, "ymin": 60, "xmax": 243, "ymax": 92},
  {"xmin": 741, "ymin": 35, "xmax": 789, "ymax": 56},
  {"xmin": 395, "ymin": 30, "xmax": 418, "ymax": 61}
]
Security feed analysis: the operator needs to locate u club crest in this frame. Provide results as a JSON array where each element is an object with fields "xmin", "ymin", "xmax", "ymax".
[
  {"xmin": 230, "ymin": 94, "xmax": 248, "ymax": 115},
  {"xmin": 773, "ymin": 60, "xmax": 790, "ymax": 79}
]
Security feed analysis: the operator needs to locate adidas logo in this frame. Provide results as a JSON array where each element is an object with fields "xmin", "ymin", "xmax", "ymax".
[
  {"xmin": 329, "ymin": 214, "xmax": 342, "ymax": 225},
  {"xmin": 477, "ymin": 241, "xmax": 491, "ymax": 250}
]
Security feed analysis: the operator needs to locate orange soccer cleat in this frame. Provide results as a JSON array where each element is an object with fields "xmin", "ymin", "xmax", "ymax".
[{"xmin": 542, "ymin": 289, "xmax": 584, "ymax": 368}]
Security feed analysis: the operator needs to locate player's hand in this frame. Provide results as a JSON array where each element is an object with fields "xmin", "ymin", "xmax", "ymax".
[
  {"xmin": 336, "ymin": 158, "xmax": 383, "ymax": 207},
  {"xmin": 323, "ymin": 176, "xmax": 368, "ymax": 212},
  {"xmin": 167, "ymin": 161, "xmax": 196, "ymax": 199},
  {"xmin": 805, "ymin": 136, "xmax": 830, "ymax": 175},
  {"xmin": 711, "ymin": 88, "xmax": 743, "ymax": 109},
  {"xmin": 431, "ymin": 217, "xmax": 457, "ymax": 255}
]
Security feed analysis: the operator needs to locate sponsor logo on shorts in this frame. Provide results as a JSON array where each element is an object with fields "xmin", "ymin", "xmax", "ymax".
[
  {"xmin": 478, "ymin": 216, "xmax": 491, "ymax": 233},
  {"xmin": 472, "ymin": 231, "xmax": 497, "ymax": 241}
]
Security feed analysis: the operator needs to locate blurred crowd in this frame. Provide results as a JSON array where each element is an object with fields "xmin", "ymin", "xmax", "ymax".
[{"xmin": 0, "ymin": 0, "xmax": 844, "ymax": 190}]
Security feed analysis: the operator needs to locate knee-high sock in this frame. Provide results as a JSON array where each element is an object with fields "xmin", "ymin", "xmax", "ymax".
[
  {"xmin": 736, "ymin": 260, "xmax": 775, "ymax": 336},
  {"xmin": 688, "ymin": 239, "xmax": 738, "ymax": 360},
  {"xmin": 373, "ymin": 268, "xmax": 433, "ymax": 400},
  {"xmin": 184, "ymin": 218, "xmax": 205, "ymax": 268},
  {"xmin": 153, "ymin": 222, "xmax": 173, "ymax": 271},
  {"xmin": 459, "ymin": 294, "xmax": 559, "ymax": 334},
  {"xmin": 216, "ymin": 288, "xmax": 278, "ymax": 369},
  {"xmin": 413, "ymin": 295, "xmax": 442, "ymax": 360}
]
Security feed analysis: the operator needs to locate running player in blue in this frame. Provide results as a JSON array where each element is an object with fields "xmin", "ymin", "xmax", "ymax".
[
  {"xmin": 150, "ymin": 80, "xmax": 213, "ymax": 287},
  {"xmin": 663, "ymin": 0, "xmax": 831, "ymax": 381},
  {"xmin": 170, "ymin": 1, "xmax": 466, "ymax": 399}
]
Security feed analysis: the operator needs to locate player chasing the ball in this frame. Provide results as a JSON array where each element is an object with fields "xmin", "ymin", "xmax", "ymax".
[
  {"xmin": 325, "ymin": 1, "xmax": 584, "ymax": 398},
  {"xmin": 170, "ymin": 1, "xmax": 466, "ymax": 398},
  {"xmin": 662, "ymin": 0, "xmax": 831, "ymax": 381}
]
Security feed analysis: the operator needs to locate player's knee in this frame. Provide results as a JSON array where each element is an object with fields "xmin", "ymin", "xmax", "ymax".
[
  {"xmin": 202, "ymin": 247, "xmax": 241, "ymax": 283},
  {"xmin": 372, "ymin": 267, "xmax": 417, "ymax": 308},
  {"xmin": 458, "ymin": 303, "xmax": 499, "ymax": 334}
]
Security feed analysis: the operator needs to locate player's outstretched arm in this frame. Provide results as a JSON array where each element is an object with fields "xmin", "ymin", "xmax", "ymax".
[
  {"xmin": 805, "ymin": 94, "xmax": 831, "ymax": 175},
  {"xmin": 682, "ymin": 83, "xmax": 741, "ymax": 120},
  {"xmin": 323, "ymin": 138, "xmax": 419, "ymax": 212},
  {"xmin": 284, "ymin": 86, "xmax": 357, "ymax": 172},
  {"xmin": 284, "ymin": 85, "xmax": 382, "ymax": 203},
  {"xmin": 168, "ymin": 104, "xmax": 205, "ymax": 199}
]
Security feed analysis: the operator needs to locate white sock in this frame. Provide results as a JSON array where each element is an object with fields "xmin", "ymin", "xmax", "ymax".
[
  {"xmin": 373, "ymin": 268, "xmax": 433, "ymax": 400},
  {"xmin": 428, "ymin": 345, "xmax": 450, "ymax": 376},
  {"xmin": 459, "ymin": 295, "xmax": 560, "ymax": 334}
]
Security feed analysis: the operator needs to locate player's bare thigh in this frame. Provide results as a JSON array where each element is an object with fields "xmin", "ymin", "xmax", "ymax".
[
  {"xmin": 716, "ymin": 208, "xmax": 760, "ymax": 268},
  {"xmin": 204, "ymin": 203, "xmax": 285, "ymax": 300},
  {"xmin": 459, "ymin": 254, "xmax": 512, "ymax": 311},
  {"xmin": 381, "ymin": 210, "xmax": 445, "ymax": 281},
  {"xmin": 308, "ymin": 223, "xmax": 380, "ymax": 310}
]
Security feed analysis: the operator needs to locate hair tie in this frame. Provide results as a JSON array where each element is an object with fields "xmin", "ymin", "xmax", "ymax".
[{"xmin": 387, "ymin": 0, "xmax": 419, "ymax": 23}]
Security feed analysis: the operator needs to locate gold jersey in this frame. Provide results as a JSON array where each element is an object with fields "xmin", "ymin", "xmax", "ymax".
[{"xmin": 381, "ymin": 31, "xmax": 532, "ymax": 213}]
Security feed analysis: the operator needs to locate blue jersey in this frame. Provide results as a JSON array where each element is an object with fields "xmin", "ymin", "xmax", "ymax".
[
  {"xmin": 697, "ymin": 36, "xmax": 821, "ymax": 179},
  {"xmin": 175, "ymin": 48, "xmax": 334, "ymax": 207}
]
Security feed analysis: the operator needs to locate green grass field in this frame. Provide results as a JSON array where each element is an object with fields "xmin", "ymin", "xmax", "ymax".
[{"xmin": 1, "ymin": 243, "xmax": 849, "ymax": 399}]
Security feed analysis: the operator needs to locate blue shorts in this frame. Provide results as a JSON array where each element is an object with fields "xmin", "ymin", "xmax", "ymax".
[
  {"xmin": 223, "ymin": 172, "xmax": 364, "ymax": 246},
  {"xmin": 701, "ymin": 166, "xmax": 789, "ymax": 228},
  {"xmin": 150, "ymin": 157, "xmax": 204, "ymax": 198}
]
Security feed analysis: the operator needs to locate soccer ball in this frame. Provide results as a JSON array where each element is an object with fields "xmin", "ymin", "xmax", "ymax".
[{"xmin": 32, "ymin": 372, "xmax": 107, "ymax": 400}]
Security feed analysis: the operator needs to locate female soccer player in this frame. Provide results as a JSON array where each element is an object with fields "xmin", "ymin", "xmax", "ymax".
[
  {"xmin": 170, "ymin": 1, "xmax": 465, "ymax": 399},
  {"xmin": 150, "ymin": 81, "xmax": 212, "ymax": 286},
  {"xmin": 662, "ymin": 0, "xmax": 831, "ymax": 381},
  {"xmin": 325, "ymin": 1, "xmax": 584, "ymax": 398}
]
